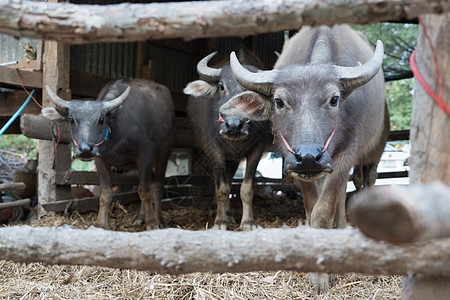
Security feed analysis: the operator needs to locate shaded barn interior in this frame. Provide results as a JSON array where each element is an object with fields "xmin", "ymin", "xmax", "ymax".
[{"xmin": 0, "ymin": 0, "xmax": 285, "ymax": 210}]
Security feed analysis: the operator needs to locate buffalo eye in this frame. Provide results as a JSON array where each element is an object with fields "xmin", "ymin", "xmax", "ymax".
[
  {"xmin": 274, "ymin": 96, "xmax": 284, "ymax": 109},
  {"xmin": 330, "ymin": 95, "xmax": 340, "ymax": 107},
  {"xmin": 218, "ymin": 82, "xmax": 225, "ymax": 92},
  {"xmin": 68, "ymin": 116, "xmax": 75, "ymax": 125},
  {"xmin": 99, "ymin": 116, "xmax": 105, "ymax": 124}
]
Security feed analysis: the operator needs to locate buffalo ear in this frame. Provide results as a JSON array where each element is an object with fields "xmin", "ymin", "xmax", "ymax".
[
  {"xmin": 220, "ymin": 91, "xmax": 272, "ymax": 122},
  {"xmin": 183, "ymin": 80, "xmax": 217, "ymax": 97},
  {"xmin": 41, "ymin": 107, "xmax": 67, "ymax": 121}
]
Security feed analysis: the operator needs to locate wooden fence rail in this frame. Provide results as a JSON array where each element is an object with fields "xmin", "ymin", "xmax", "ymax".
[
  {"xmin": 0, "ymin": 0, "xmax": 449, "ymax": 44},
  {"xmin": 1, "ymin": 224, "xmax": 450, "ymax": 277}
]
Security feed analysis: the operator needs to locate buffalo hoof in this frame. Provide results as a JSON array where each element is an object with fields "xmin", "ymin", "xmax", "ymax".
[
  {"xmin": 132, "ymin": 218, "xmax": 144, "ymax": 227},
  {"xmin": 309, "ymin": 273, "xmax": 330, "ymax": 294},
  {"xmin": 93, "ymin": 221, "xmax": 110, "ymax": 230},
  {"xmin": 240, "ymin": 221, "xmax": 257, "ymax": 231},
  {"xmin": 146, "ymin": 222, "xmax": 160, "ymax": 230},
  {"xmin": 213, "ymin": 222, "xmax": 228, "ymax": 230}
]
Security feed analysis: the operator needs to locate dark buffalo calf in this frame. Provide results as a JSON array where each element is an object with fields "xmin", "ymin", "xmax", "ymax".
[
  {"xmin": 44, "ymin": 79, "xmax": 175, "ymax": 230},
  {"xmin": 184, "ymin": 51, "xmax": 271, "ymax": 230}
]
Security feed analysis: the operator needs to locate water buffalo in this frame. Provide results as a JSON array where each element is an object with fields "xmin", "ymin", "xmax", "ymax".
[
  {"xmin": 220, "ymin": 25, "xmax": 389, "ymax": 290},
  {"xmin": 184, "ymin": 51, "xmax": 271, "ymax": 230},
  {"xmin": 43, "ymin": 79, "xmax": 175, "ymax": 230}
]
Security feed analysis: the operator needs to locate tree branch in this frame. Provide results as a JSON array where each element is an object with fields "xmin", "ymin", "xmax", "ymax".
[{"xmin": 0, "ymin": 0, "xmax": 449, "ymax": 44}]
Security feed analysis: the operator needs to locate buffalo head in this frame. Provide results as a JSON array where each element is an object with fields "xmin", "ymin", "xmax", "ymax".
[
  {"xmin": 220, "ymin": 41, "xmax": 384, "ymax": 181},
  {"xmin": 43, "ymin": 85, "xmax": 130, "ymax": 161},
  {"xmin": 184, "ymin": 51, "xmax": 263, "ymax": 141}
]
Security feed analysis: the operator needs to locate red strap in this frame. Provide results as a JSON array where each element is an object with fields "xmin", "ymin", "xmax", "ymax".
[
  {"xmin": 279, "ymin": 121, "xmax": 337, "ymax": 156},
  {"xmin": 279, "ymin": 131, "xmax": 295, "ymax": 155},
  {"xmin": 72, "ymin": 126, "xmax": 111, "ymax": 148},
  {"xmin": 216, "ymin": 112, "xmax": 225, "ymax": 123},
  {"xmin": 409, "ymin": 16, "xmax": 449, "ymax": 116}
]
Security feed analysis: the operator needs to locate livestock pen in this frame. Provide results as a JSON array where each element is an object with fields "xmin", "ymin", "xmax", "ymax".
[{"xmin": 0, "ymin": 0, "xmax": 449, "ymax": 299}]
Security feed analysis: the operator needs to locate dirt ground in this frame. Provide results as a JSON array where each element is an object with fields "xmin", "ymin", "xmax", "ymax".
[{"xmin": 0, "ymin": 189, "xmax": 402, "ymax": 299}]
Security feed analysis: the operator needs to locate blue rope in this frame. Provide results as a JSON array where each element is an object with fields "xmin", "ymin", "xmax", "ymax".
[{"xmin": 0, "ymin": 89, "xmax": 35, "ymax": 136}]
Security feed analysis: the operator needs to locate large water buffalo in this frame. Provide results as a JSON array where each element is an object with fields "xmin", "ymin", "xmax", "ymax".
[
  {"xmin": 184, "ymin": 51, "xmax": 271, "ymax": 230},
  {"xmin": 43, "ymin": 79, "xmax": 175, "ymax": 230},
  {"xmin": 220, "ymin": 25, "xmax": 389, "ymax": 290}
]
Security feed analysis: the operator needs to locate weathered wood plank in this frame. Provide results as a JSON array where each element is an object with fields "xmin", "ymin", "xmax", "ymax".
[
  {"xmin": 350, "ymin": 183, "xmax": 450, "ymax": 243},
  {"xmin": 0, "ymin": 0, "xmax": 448, "ymax": 44},
  {"xmin": 20, "ymin": 114, "xmax": 70, "ymax": 143},
  {"xmin": 0, "ymin": 91, "xmax": 42, "ymax": 116},
  {"xmin": 0, "ymin": 198, "xmax": 30, "ymax": 209},
  {"xmin": 0, "ymin": 182, "xmax": 26, "ymax": 192},
  {"xmin": 38, "ymin": 21, "xmax": 72, "ymax": 214},
  {"xmin": 42, "ymin": 191, "xmax": 139, "ymax": 213},
  {"xmin": 400, "ymin": 13, "xmax": 449, "ymax": 297},
  {"xmin": 0, "ymin": 65, "xmax": 42, "ymax": 88},
  {"xmin": 0, "ymin": 68, "xmax": 111, "ymax": 98},
  {"xmin": 1, "ymin": 225, "xmax": 450, "ymax": 277},
  {"xmin": 55, "ymin": 170, "xmax": 138, "ymax": 186}
]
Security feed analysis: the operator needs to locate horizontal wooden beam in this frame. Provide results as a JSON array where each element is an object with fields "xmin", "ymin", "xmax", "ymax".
[
  {"xmin": 20, "ymin": 114, "xmax": 70, "ymax": 143},
  {"xmin": 350, "ymin": 182, "xmax": 450, "ymax": 243},
  {"xmin": 1, "ymin": 0, "xmax": 448, "ymax": 44},
  {"xmin": 20, "ymin": 115, "xmax": 194, "ymax": 148},
  {"xmin": 0, "ymin": 67, "xmax": 111, "ymax": 99},
  {"xmin": 0, "ymin": 65, "xmax": 42, "ymax": 89},
  {"xmin": 0, "ymin": 182, "xmax": 26, "ymax": 192},
  {"xmin": 0, "ymin": 91, "xmax": 42, "ymax": 117},
  {"xmin": 55, "ymin": 170, "xmax": 138, "ymax": 186},
  {"xmin": 1, "ymin": 225, "xmax": 450, "ymax": 277},
  {"xmin": 42, "ymin": 191, "xmax": 139, "ymax": 213},
  {"xmin": 388, "ymin": 130, "xmax": 410, "ymax": 141},
  {"xmin": 0, "ymin": 198, "xmax": 30, "ymax": 209}
]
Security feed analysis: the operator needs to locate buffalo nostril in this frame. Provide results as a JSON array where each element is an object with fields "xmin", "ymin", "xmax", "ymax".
[
  {"xmin": 315, "ymin": 151, "xmax": 323, "ymax": 161},
  {"xmin": 79, "ymin": 143, "xmax": 93, "ymax": 153}
]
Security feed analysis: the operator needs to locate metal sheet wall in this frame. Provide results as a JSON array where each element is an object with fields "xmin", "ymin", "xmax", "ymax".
[
  {"xmin": 0, "ymin": 0, "xmax": 42, "ymax": 65},
  {"xmin": 70, "ymin": 42, "xmax": 137, "ymax": 79}
]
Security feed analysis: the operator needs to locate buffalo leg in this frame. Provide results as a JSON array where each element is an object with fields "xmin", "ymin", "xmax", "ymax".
[
  {"xmin": 214, "ymin": 169, "xmax": 230, "ymax": 230},
  {"xmin": 240, "ymin": 150, "xmax": 262, "ymax": 230},
  {"xmin": 94, "ymin": 159, "xmax": 113, "ymax": 230},
  {"xmin": 225, "ymin": 161, "xmax": 239, "ymax": 225},
  {"xmin": 298, "ymin": 180, "xmax": 320, "ymax": 226},
  {"xmin": 137, "ymin": 162, "xmax": 159, "ymax": 230},
  {"xmin": 306, "ymin": 169, "xmax": 349, "ymax": 293},
  {"xmin": 151, "ymin": 153, "xmax": 169, "ymax": 228}
]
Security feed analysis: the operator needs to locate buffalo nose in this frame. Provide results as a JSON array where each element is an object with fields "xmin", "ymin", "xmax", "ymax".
[
  {"xmin": 79, "ymin": 143, "xmax": 94, "ymax": 155},
  {"xmin": 294, "ymin": 145, "xmax": 322, "ymax": 164},
  {"xmin": 225, "ymin": 118, "xmax": 243, "ymax": 135},
  {"xmin": 291, "ymin": 145, "xmax": 333, "ymax": 173}
]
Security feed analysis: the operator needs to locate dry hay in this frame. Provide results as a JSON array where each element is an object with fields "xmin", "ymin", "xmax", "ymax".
[{"xmin": 0, "ymin": 194, "xmax": 402, "ymax": 299}]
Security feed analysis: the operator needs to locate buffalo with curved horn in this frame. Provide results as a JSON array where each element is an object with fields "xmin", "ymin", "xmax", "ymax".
[
  {"xmin": 43, "ymin": 79, "xmax": 175, "ymax": 230},
  {"xmin": 184, "ymin": 50, "xmax": 272, "ymax": 231},
  {"xmin": 220, "ymin": 25, "xmax": 390, "ymax": 291}
]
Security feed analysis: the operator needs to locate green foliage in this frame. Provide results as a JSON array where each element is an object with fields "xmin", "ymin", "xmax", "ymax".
[
  {"xmin": 385, "ymin": 79, "xmax": 414, "ymax": 130},
  {"xmin": 353, "ymin": 23, "xmax": 418, "ymax": 130},
  {"xmin": 352, "ymin": 23, "xmax": 418, "ymax": 77},
  {"xmin": 0, "ymin": 135, "xmax": 37, "ymax": 159}
]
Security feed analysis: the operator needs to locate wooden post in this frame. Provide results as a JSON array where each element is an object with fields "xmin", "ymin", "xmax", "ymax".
[
  {"xmin": 403, "ymin": 12, "xmax": 450, "ymax": 300},
  {"xmin": 37, "ymin": 0, "xmax": 72, "ymax": 216}
]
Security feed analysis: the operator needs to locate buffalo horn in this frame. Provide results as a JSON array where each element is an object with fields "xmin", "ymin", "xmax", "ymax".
[
  {"xmin": 45, "ymin": 85, "xmax": 70, "ymax": 110},
  {"xmin": 229, "ymin": 51, "xmax": 276, "ymax": 95},
  {"xmin": 197, "ymin": 52, "xmax": 221, "ymax": 81},
  {"xmin": 103, "ymin": 87, "xmax": 131, "ymax": 113},
  {"xmin": 336, "ymin": 40, "xmax": 384, "ymax": 91}
]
